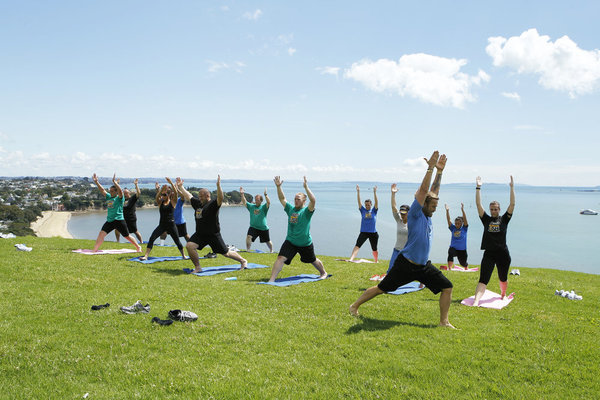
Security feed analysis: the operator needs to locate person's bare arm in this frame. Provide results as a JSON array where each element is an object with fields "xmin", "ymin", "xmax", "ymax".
[
  {"xmin": 391, "ymin": 183, "xmax": 399, "ymax": 216},
  {"xmin": 304, "ymin": 176, "xmax": 316, "ymax": 212},
  {"xmin": 373, "ymin": 186, "xmax": 378, "ymax": 210},
  {"xmin": 239, "ymin": 187, "xmax": 247, "ymax": 206},
  {"xmin": 415, "ymin": 151, "xmax": 439, "ymax": 206},
  {"xmin": 507, "ymin": 176, "xmax": 515, "ymax": 214},
  {"xmin": 274, "ymin": 176, "xmax": 286, "ymax": 207},
  {"xmin": 216, "ymin": 175, "xmax": 223, "ymax": 207},
  {"xmin": 356, "ymin": 185, "xmax": 361, "ymax": 210},
  {"xmin": 176, "ymin": 177, "xmax": 192, "ymax": 201},
  {"xmin": 264, "ymin": 188, "xmax": 270, "ymax": 209},
  {"xmin": 166, "ymin": 177, "xmax": 178, "ymax": 204},
  {"xmin": 445, "ymin": 204, "xmax": 452, "ymax": 227},
  {"xmin": 134, "ymin": 178, "xmax": 141, "ymax": 198},
  {"xmin": 475, "ymin": 176, "xmax": 485, "ymax": 218},
  {"xmin": 461, "ymin": 203, "xmax": 468, "ymax": 226},
  {"xmin": 92, "ymin": 173, "xmax": 107, "ymax": 197},
  {"xmin": 430, "ymin": 154, "xmax": 446, "ymax": 197},
  {"xmin": 112, "ymin": 174, "xmax": 124, "ymax": 198}
]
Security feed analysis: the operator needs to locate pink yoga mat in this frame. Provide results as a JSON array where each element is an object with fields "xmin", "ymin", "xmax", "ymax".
[
  {"xmin": 335, "ymin": 259, "xmax": 376, "ymax": 263},
  {"xmin": 451, "ymin": 266, "xmax": 479, "ymax": 272},
  {"xmin": 72, "ymin": 248, "xmax": 139, "ymax": 255},
  {"xmin": 461, "ymin": 290, "xmax": 514, "ymax": 309}
]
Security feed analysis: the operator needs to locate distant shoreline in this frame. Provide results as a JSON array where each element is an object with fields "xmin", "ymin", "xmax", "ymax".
[{"xmin": 31, "ymin": 211, "xmax": 73, "ymax": 239}]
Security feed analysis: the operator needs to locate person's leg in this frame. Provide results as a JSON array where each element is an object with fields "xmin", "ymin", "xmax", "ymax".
[
  {"xmin": 269, "ymin": 256, "xmax": 287, "ymax": 282},
  {"xmin": 349, "ymin": 246, "xmax": 360, "ymax": 261},
  {"xmin": 447, "ymin": 247, "xmax": 455, "ymax": 270},
  {"xmin": 186, "ymin": 240, "xmax": 202, "ymax": 273},
  {"xmin": 140, "ymin": 225, "xmax": 163, "ymax": 260},
  {"xmin": 369, "ymin": 233, "xmax": 379, "ymax": 262},
  {"xmin": 439, "ymin": 287, "xmax": 455, "ymax": 328},
  {"xmin": 474, "ymin": 251, "xmax": 495, "ymax": 306},
  {"xmin": 115, "ymin": 231, "xmax": 121, "ymax": 242},
  {"xmin": 123, "ymin": 234, "xmax": 142, "ymax": 252},
  {"xmin": 93, "ymin": 231, "xmax": 109, "ymax": 252},
  {"xmin": 168, "ymin": 223, "xmax": 186, "ymax": 258},
  {"xmin": 267, "ymin": 241, "xmax": 273, "ymax": 253},
  {"xmin": 311, "ymin": 258, "xmax": 328, "ymax": 279},
  {"xmin": 497, "ymin": 250, "xmax": 511, "ymax": 298},
  {"xmin": 134, "ymin": 231, "xmax": 143, "ymax": 243},
  {"xmin": 458, "ymin": 250, "xmax": 468, "ymax": 268},
  {"xmin": 349, "ymin": 286, "xmax": 384, "ymax": 316},
  {"xmin": 245, "ymin": 235, "xmax": 253, "ymax": 251},
  {"xmin": 350, "ymin": 233, "xmax": 367, "ymax": 261},
  {"xmin": 224, "ymin": 250, "xmax": 248, "ymax": 269},
  {"xmin": 159, "ymin": 232, "xmax": 167, "ymax": 246}
]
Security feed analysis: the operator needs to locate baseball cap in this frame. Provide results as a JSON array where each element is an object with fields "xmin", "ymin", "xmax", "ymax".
[{"xmin": 399, "ymin": 204, "xmax": 410, "ymax": 214}]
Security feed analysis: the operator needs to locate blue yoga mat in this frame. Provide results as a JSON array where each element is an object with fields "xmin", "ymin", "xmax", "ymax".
[
  {"xmin": 386, "ymin": 281, "xmax": 424, "ymax": 295},
  {"xmin": 183, "ymin": 263, "xmax": 269, "ymax": 276},
  {"xmin": 240, "ymin": 249, "xmax": 266, "ymax": 253},
  {"xmin": 128, "ymin": 256, "xmax": 189, "ymax": 264},
  {"xmin": 257, "ymin": 274, "xmax": 332, "ymax": 287},
  {"xmin": 141, "ymin": 241, "xmax": 176, "ymax": 247}
]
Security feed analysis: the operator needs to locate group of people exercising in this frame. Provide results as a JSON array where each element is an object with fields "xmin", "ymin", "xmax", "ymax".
[{"xmin": 90, "ymin": 151, "xmax": 515, "ymax": 328}]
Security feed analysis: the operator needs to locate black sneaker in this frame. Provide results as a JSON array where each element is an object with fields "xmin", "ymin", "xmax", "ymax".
[
  {"xmin": 168, "ymin": 309, "xmax": 198, "ymax": 322},
  {"xmin": 205, "ymin": 252, "xmax": 217, "ymax": 258},
  {"xmin": 91, "ymin": 303, "xmax": 110, "ymax": 311},
  {"xmin": 152, "ymin": 317, "xmax": 173, "ymax": 326}
]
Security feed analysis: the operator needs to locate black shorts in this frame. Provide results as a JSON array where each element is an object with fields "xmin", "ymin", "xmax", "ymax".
[
  {"xmin": 355, "ymin": 231, "xmax": 379, "ymax": 251},
  {"xmin": 247, "ymin": 227, "xmax": 270, "ymax": 243},
  {"xmin": 378, "ymin": 253, "xmax": 453, "ymax": 295},
  {"xmin": 447, "ymin": 247, "xmax": 468, "ymax": 267},
  {"xmin": 479, "ymin": 248, "xmax": 511, "ymax": 284},
  {"xmin": 189, "ymin": 232, "xmax": 229, "ymax": 254},
  {"xmin": 125, "ymin": 218, "xmax": 137, "ymax": 233},
  {"xmin": 101, "ymin": 220, "xmax": 130, "ymax": 237},
  {"xmin": 176, "ymin": 223, "xmax": 188, "ymax": 238},
  {"xmin": 278, "ymin": 240, "xmax": 316, "ymax": 265}
]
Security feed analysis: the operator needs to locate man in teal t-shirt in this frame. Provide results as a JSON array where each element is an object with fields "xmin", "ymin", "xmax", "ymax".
[
  {"xmin": 268, "ymin": 176, "xmax": 327, "ymax": 282},
  {"xmin": 240, "ymin": 187, "xmax": 273, "ymax": 252},
  {"xmin": 91, "ymin": 173, "xmax": 141, "ymax": 253}
]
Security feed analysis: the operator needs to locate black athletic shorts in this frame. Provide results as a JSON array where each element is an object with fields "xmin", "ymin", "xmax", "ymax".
[
  {"xmin": 378, "ymin": 253, "xmax": 453, "ymax": 295},
  {"xmin": 447, "ymin": 247, "xmax": 468, "ymax": 267},
  {"xmin": 101, "ymin": 220, "xmax": 130, "ymax": 237},
  {"xmin": 278, "ymin": 240, "xmax": 316, "ymax": 265},
  {"xmin": 355, "ymin": 231, "xmax": 379, "ymax": 251},
  {"xmin": 189, "ymin": 232, "xmax": 229, "ymax": 254},
  {"xmin": 176, "ymin": 223, "xmax": 188, "ymax": 238},
  {"xmin": 247, "ymin": 227, "xmax": 270, "ymax": 243},
  {"xmin": 479, "ymin": 248, "xmax": 511, "ymax": 284},
  {"xmin": 125, "ymin": 218, "xmax": 137, "ymax": 234}
]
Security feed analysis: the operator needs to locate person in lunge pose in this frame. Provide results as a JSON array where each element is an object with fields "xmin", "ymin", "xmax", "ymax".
[
  {"xmin": 177, "ymin": 176, "xmax": 247, "ymax": 273},
  {"xmin": 349, "ymin": 151, "xmax": 455, "ymax": 328},
  {"xmin": 92, "ymin": 173, "xmax": 141, "ymax": 253},
  {"xmin": 472, "ymin": 176, "xmax": 515, "ymax": 306},
  {"xmin": 268, "ymin": 176, "xmax": 327, "ymax": 282},
  {"xmin": 349, "ymin": 185, "xmax": 379, "ymax": 262},
  {"xmin": 444, "ymin": 203, "xmax": 469, "ymax": 270},
  {"xmin": 139, "ymin": 177, "xmax": 186, "ymax": 261},
  {"xmin": 388, "ymin": 183, "xmax": 409, "ymax": 273},
  {"xmin": 240, "ymin": 186, "xmax": 273, "ymax": 252},
  {"xmin": 115, "ymin": 178, "xmax": 143, "ymax": 244}
]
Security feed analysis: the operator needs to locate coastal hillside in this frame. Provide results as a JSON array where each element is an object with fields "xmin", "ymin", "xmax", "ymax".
[{"xmin": 1, "ymin": 237, "xmax": 599, "ymax": 398}]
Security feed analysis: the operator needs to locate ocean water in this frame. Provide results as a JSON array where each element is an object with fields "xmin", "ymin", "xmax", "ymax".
[{"xmin": 68, "ymin": 180, "xmax": 600, "ymax": 275}]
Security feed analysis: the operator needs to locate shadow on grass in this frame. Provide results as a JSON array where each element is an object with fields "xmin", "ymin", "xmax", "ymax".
[
  {"xmin": 151, "ymin": 268, "xmax": 189, "ymax": 276},
  {"xmin": 346, "ymin": 316, "xmax": 437, "ymax": 334}
]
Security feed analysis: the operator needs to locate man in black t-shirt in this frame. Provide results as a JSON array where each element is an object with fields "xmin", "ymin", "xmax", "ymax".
[
  {"xmin": 116, "ymin": 178, "xmax": 143, "ymax": 244},
  {"xmin": 472, "ymin": 176, "xmax": 515, "ymax": 306},
  {"xmin": 177, "ymin": 176, "xmax": 247, "ymax": 273}
]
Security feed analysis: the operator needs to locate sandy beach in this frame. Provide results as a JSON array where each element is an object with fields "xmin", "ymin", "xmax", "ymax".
[{"xmin": 31, "ymin": 211, "xmax": 73, "ymax": 239}]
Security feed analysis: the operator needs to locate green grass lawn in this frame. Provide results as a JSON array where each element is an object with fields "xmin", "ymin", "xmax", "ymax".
[{"xmin": 1, "ymin": 237, "xmax": 599, "ymax": 399}]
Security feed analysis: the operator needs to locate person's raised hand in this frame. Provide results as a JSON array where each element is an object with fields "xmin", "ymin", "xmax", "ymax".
[
  {"xmin": 424, "ymin": 151, "xmax": 440, "ymax": 169},
  {"xmin": 436, "ymin": 154, "xmax": 447, "ymax": 171},
  {"xmin": 476, "ymin": 176, "xmax": 482, "ymax": 187},
  {"xmin": 391, "ymin": 183, "xmax": 398, "ymax": 193}
]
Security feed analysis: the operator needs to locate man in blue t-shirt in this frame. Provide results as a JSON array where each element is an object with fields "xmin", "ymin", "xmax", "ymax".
[
  {"xmin": 348, "ymin": 185, "xmax": 379, "ymax": 262},
  {"xmin": 349, "ymin": 151, "xmax": 455, "ymax": 329},
  {"xmin": 444, "ymin": 203, "xmax": 469, "ymax": 270}
]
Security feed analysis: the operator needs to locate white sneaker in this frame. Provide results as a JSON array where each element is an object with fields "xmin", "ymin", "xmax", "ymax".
[
  {"xmin": 15, "ymin": 244, "xmax": 32, "ymax": 252},
  {"xmin": 120, "ymin": 301, "xmax": 150, "ymax": 314}
]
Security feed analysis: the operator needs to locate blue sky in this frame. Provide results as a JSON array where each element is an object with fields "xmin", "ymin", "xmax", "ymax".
[{"xmin": 1, "ymin": 1, "xmax": 599, "ymax": 186}]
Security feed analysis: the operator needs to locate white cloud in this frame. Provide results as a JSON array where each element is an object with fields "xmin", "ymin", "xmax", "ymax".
[
  {"xmin": 343, "ymin": 54, "xmax": 490, "ymax": 108},
  {"xmin": 402, "ymin": 157, "xmax": 427, "ymax": 167},
  {"xmin": 501, "ymin": 92, "xmax": 521, "ymax": 101},
  {"xmin": 486, "ymin": 28, "xmax": 600, "ymax": 97},
  {"xmin": 316, "ymin": 66, "xmax": 340, "ymax": 77},
  {"xmin": 243, "ymin": 9, "xmax": 262, "ymax": 20},
  {"xmin": 207, "ymin": 60, "xmax": 246, "ymax": 73},
  {"xmin": 288, "ymin": 47, "xmax": 296, "ymax": 56},
  {"xmin": 277, "ymin": 34, "xmax": 293, "ymax": 45}
]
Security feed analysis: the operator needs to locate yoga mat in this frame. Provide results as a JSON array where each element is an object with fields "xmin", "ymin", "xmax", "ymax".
[
  {"xmin": 386, "ymin": 281, "xmax": 425, "ymax": 295},
  {"xmin": 142, "ymin": 242, "xmax": 175, "ymax": 247},
  {"xmin": 335, "ymin": 259, "xmax": 375, "ymax": 263},
  {"xmin": 451, "ymin": 266, "xmax": 479, "ymax": 272},
  {"xmin": 183, "ymin": 263, "xmax": 269, "ymax": 276},
  {"xmin": 461, "ymin": 290, "xmax": 515, "ymax": 309},
  {"xmin": 240, "ymin": 249, "xmax": 266, "ymax": 253},
  {"xmin": 257, "ymin": 274, "xmax": 332, "ymax": 287},
  {"xmin": 72, "ymin": 248, "xmax": 139, "ymax": 255},
  {"xmin": 128, "ymin": 256, "xmax": 189, "ymax": 264}
]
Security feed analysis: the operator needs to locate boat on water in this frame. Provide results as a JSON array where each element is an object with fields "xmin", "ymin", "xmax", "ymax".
[{"xmin": 579, "ymin": 209, "xmax": 598, "ymax": 215}]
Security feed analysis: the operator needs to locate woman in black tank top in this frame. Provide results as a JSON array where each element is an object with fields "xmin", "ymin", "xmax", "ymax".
[{"xmin": 139, "ymin": 177, "xmax": 186, "ymax": 260}]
